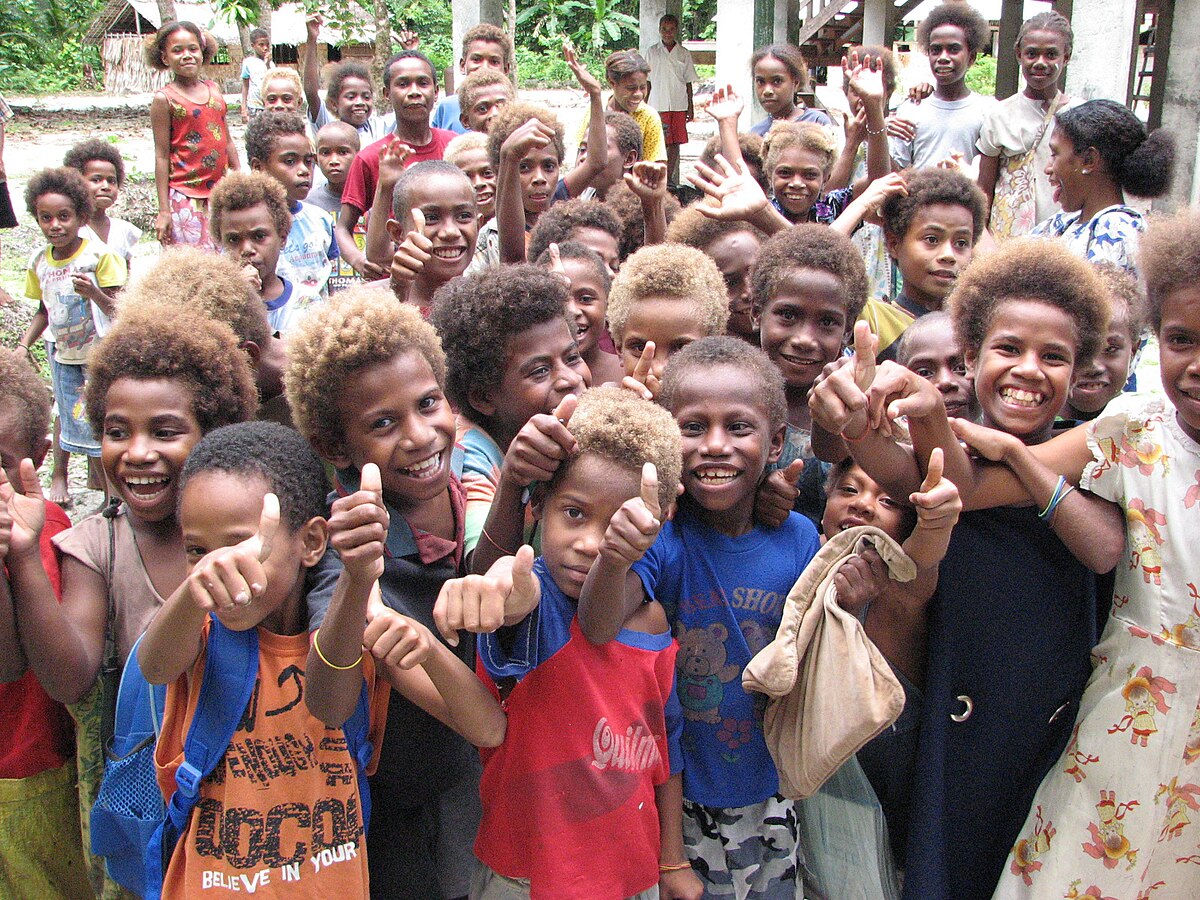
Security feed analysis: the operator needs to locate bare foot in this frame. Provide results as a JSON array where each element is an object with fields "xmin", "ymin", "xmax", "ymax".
[{"xmin": 48, "ymin": 473, "xmax": 72, "ymax": 508}]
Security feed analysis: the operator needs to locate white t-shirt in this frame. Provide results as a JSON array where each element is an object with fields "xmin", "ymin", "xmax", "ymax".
[
  {"xmin": 278, "ymin": 200, "xmax": 338, "ymax": 309},
  {"xmin": 889, "ymin": 92, "xmax": 995, "ymax": 171},
  {"xmin": 81, "ymin": 219, "xmax": 142, "ymax": 336},
  {"xmin": 240, "ymin": 56, "xmax": 274, "ymax": 110},
  {"xmin": 645, "ymin": 42, "xmax": 697, "ymax": 113},
  {"xmin": 312, "ymin": 103, "xmax": 396, "ymax": 144}
]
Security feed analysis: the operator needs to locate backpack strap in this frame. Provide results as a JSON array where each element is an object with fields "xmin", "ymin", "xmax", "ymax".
[
  {"xmin": 143, "ymin": 619, "xmax": 259, "ymax": 900},
  {"xmin": 343, "ymin": 679, "xmax": 374, "ymax": 834}
]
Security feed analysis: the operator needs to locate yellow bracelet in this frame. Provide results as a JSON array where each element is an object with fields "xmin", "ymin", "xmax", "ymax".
[
  {"xmin": 312, "ymin": 628, "xmax": 363, "ymax": 670},
  {"xmin": 658, "ymin": 862, "xmax": 692, "ymax": 872}
]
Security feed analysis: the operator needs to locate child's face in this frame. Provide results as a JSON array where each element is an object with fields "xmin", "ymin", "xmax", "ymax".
[
  {"xmin": 262, "ymin": 75, "xmax": 300, "ymax": 114},
  {"xmin": 101, "ymin": 376, "xmax": 202, "ymax": 523},
  {"xmin": 580, "ymin": 127, "xmax": 632, "ymax": 197},
  {"xmin": 659, "ymin": 18, "xmax": 679, "ymax": 45},
  {"xmin": 218, "ymin": 202, "xmax": 284, "ymax": 287},
  {"xmin": 387, "ymin": 59, "xmax": 437, "ymax": 123},
  {"xmin": 887, "ymin": 203, "xmax": 975, "ymax": 311},
  {"xmin": 901, "ymin": 318, "xmax": 976, "ymax": 420},
  {"xmin": 388, "ymin": 172, "xmax": 479, "ymax": 281},
  {"xmin": 1158, "ymin": 285, "xmax": 1200, "ymax": 444},
  {"xmin": 332, "ymin": 350, "xmax": 457, "ymax": 507},
  {"xmin": 618, "ymin": 296, "xmax": 709, "ymax": 386},
  {"xmin": 560, "ymin": 257, "xmax": 608, "ymax": 356},
  {"xmin": 480, "ymin": 318, "xmax": 590, "ymax": 446},
  {"xmin": 333, "ymin": 75, "xmax": 374, "ymax": 126},
  {"xmin": 926, "ymin": 24, "xmax": 974, "ymax": 87},
  {"xmin": 181, "ymin": 471, "xmax": 323, "ymax": 634},
  {"xmin": 462, "ymin": 85, "xmax": 511, "ymax": 133},
  {"xmin": 539, "ymin": 452, "xmax": 641, "ymax": 599},
  {"xmin": 571, "ymin": 226, "xmax": 620, "ymax": 276},
  {"xmin": 753, "ymin": 56, "xmax": 798, "ymax": 118},
  {"xmin": 451, "ymin": 147, "xmax": 496, "ymax": 220},
  {"xmin": 610, "ymin": 72, "xmax": 648, "ymax": 115},
  {"xmin": 519, "ymin": 147, "xmax": 560, "ymax": 217},
  {"xmin": 670, "ymin": 363, "xmax": 783, "ymax": 527},
  {"xmin": 772, "ymin": 147, "xmax": 826, "ymax": 219},
  {"xmin": 82, "ymin": 160, "xmax": 120, "ymax": 214},
  {"xmin": 1045, "ymin": 128, "xmax": 1087, "ymax": 214},
  {"xmin": 34, "ymin": 192, "xmax": 85, "ymax": 252},
  {"xmin": 821, "ymin": 463, "xmax": 913, "ymax": 543},
  {"xmin": 755, "ymin": 268, "xmax": 848, "ymax": 393},
  {"xmin": 462, "ymin": 39, "xmax": 509, "ymax": 76},
  {"xmin": 707, "ymin": 230, "xmax": 762, "ymax": 341},
  {"xmin": 1018, "ymin": 29, "xmax": 1069, "ymax": 94},
  {"xmin": 316, "ymin": 134, "xmax": 358, "ymax": 186},
  {"xmin": 969, "ymin": 299, "xmax": 1077, "ymax": 442},
  {"xmin": 1068, "ymin": 309, "xmax": 1133, "ymax": 416},
  {"xmin": 252, "ymin": 36, "xmax": 271, "ymax": 59},
  {"xmin": 257, "ymin": 133, "xmax": 315, "ymax": 204},
  {"xmin": 162, "ymin": 28, "xmax": 202, "ymax": 78}
]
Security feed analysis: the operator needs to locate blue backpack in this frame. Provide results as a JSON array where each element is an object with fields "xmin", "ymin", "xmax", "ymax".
[{"xmin": 90, "ymin": 618, "xmax": 374, "ymax": 899}]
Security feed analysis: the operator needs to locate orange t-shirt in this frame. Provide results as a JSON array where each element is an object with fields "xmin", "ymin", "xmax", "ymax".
[{"xmin": 155, "ymin": 624, "xmax": 388, "ymax": 898}]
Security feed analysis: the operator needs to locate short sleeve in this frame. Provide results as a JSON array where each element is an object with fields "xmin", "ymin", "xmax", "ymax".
[
  {"xmin": 641, "ymin": 109, "xmax": 667, "ymax": 162},
  {"xmin": 24, "ymin": 264, "xmax": 41, "ymax": 301},
  {"xmin": 1081, "ymin": 392, "xmax": 1161, "ymax": 504},
  {"xmin": 312, "ymin": 103, "xmax": 331, "ymax": 127},
  {"xmin": 631, "ymin": 532, "xmax": 667, "ymax": 602},
  {"xmin": 240, "ymin": 59, "xmax": 251, "ymax": 80},
  {"xmin": 94, "ymin": 251, "xmax": 127, "ymax": 289},
  {"xmin": 340, "ymin": 148, "xmax": 374, "ymax": 216},
  {"xmin": 975, "ymin": 104, "xmax": 1002, "ymax": 157}
]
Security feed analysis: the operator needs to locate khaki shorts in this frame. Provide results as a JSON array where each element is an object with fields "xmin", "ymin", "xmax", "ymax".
[{"xmin": 0, "ymin": 760, "xmax": 93, "ymax": 900}]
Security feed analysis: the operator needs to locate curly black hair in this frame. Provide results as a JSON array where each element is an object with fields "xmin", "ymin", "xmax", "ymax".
[
  {"xmin": 527, "ymin": 199, "xmax": 622, "ymax": 264},
  {"xmin": 325, "ymin": 61, "xmax": 373, "ymax": 112},
  {"xmin": 430, "ymin": 264, "xmax": 569, "ymax": 418},
  {"xmin": 487, "ymin": 101, "xmax": 565, "ymax": 168},
  {"xmin": 63, "ymin": 138, "xmax": 126, "ymax": 187},
  {"xmin": 1055, "ymin": 99, "xmax": 1175, "ymax": 198},
  {"xmin": 534, "ymin": 240, "xmax": 612, "ymax": 293},
  {"xmin": 25, "ymin": 167, "xmax": 93, "ymax": 221},
  {"xmin": 144, "ymin": 21, "xmax": 216, "ymax": 71},
  {"xmin": 245, "ymin": 110, "xmax": 309, "ymax": 165},
  {"xmin": 1138, "ymin": 207, "xmax": 1200, "ymax": 333},
  {"xmin": 659, "ymin": 336, "xmax": 787, "ymax": 431},
  {"xmin": 916, "ymin": 2, "xmax": 991, "ymax": 54},
  {"xmin": 750, "ymin": 224, "xmax": 868, "ymax": 320},
  {"xmin": 881, "ymin": 167, "xmax": 988, "ymax": 242},
  {"xmin": 604, "ymin": 111, "xmax": 642, "ymax": 160},
  {"xmin": 180, "ymin": 421, "xmax": 328, "ymax": 531},
  {"xmin": 209, "ymin": 172, "xmax": 292, "ymax": 246},
  {"xmin": 382, "ymin": 50, "xmax": 438, "ymax": 91}
]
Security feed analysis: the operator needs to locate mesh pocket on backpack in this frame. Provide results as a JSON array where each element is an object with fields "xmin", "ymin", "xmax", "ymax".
[{"xmin": 96, "ymin": 737, "xmax": 165, "ymax": 821}]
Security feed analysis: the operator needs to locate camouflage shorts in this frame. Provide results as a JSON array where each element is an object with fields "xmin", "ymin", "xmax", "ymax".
[{"xmin": 682, "ymin": 794, "xmax": 798, "ymax": 899}]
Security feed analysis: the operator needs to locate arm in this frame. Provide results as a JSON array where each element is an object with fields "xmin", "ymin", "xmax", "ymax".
[
  {"xmin": 364, "ymin": 141, "xmax": 412, "ymax": 268},
  {"xmin": 0, "ymin": 490, "xmax": 24, "ymax": 681},
  {"xmin": 844, "ymin": 51, "xmax": 890, "ymax": 192},
  {"xmin": 686, "ymin": 82, "xmax": 694, "ymax": 121},
  {"xmin": 137, "ymin": 582, "xmax": 207, "ymax": 685},
  {"xmin": 977, "ymin": 152, "xmax": 999, "ymax": 210},
  {"xmin": 656, "ymin": 772, "xmax": 703, "ymax": 900},
  {"xmin": 497, "ymin": 119, "xmax": 557, "ymax": 264},
  {"xmin": 241, "ymin": 72, "xmax": 250, "ymax": 124},
  {"xmin": 826, "ymin": 107, "xmax": 865, "ymax": 192},
  {"xmin": 689, "ymin": 154, "xmax": 791, "ymax": 235},
  {"xmin": 561, "ymin": 42, "xmax": 608, "ymax": 197},
  {"xmin": 150, "ymin": 92, "xmax": 174, "ymax": 244},
  {"xmin": 336, "ymin": 203, "xmax": 387, "ymax": 279},
  {"xmin": 829, "ymin": 171, "xmax": 907, "ymax": 238},
  {"xmin": 20, "ymin": 304, "xmax": 48, "ymax": 353},
  {"xmin": 225, "ymin": 119, "xmax": 241, "ymax": 172},
  {"xmin": 704, "ymin": 85, "xmax": 747, "ymax": 171},
  {"xmin": 302, "ymin": 15, "xmax": 323, "ymax": 122}
]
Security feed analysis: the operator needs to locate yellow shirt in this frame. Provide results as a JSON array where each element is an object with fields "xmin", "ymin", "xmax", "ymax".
[{"xmin": 577, "ymin": 103, "xmax": 667, "ymax": 162}]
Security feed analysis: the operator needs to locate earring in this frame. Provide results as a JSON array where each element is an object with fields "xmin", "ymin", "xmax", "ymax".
[{"xmin": 1081, "ymin": 168, "xmax": 1090, "ymax": 175}]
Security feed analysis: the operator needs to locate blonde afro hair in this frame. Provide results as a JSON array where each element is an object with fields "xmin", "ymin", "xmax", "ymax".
[
  {"xmin": 285, "ymin": 284, "xmax": 447, "ymax": 457},
  {"xmin": 557, "ymin": 385, "xmax": 681, "ymax": 512},
  {"xmin": 763, "ymin": 120, "xmax": 836, "ymax": 179},
  {"xmin": 606, "ymin": 243, "xmax": 729, "ymax": 341}
]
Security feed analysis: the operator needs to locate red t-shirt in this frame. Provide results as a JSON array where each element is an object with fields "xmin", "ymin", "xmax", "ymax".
[
  {"xmin": 340, "ymin": 129, "xmax": 456, "ymax": 217},
  {"xmin": 0, "ymin": 501, "xmax": 75, "ymax": 779}
]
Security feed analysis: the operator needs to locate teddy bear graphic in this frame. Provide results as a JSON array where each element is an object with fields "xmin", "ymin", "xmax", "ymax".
[{"xmin": 676, "ymin": 623, "xmax": 740, "ymax": 725}]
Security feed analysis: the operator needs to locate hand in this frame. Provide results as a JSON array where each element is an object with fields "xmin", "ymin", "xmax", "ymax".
[
  {"xmin": 688, "ymin": 154, "xmax": 769, "ymax": 222},
  {"xmin": 305, "ymin": 13, "xmax": 321, "ymax": 42},
  {"xmin": 502, "ymin": 394, "xmax": 578, "ymax": 487},
  {"xmin": 241, "ymin": 107, "xmax": 250, "ymax": 124},
  {"xmin": 0, "ymin": 459, "xmax": 47, "ymax": 560},
  {"xmin": 624, "ymin": 160, "xmax": 668, "ymax": 201},
  {"xmin": 949, "ymin": 417, "xmax": 1023, "ymax": 465},
  {"xmin": 545, "ymin": 242, "xmax": 569, "ymax": 285},
  {"xmin": 843, "ymin": 105, "xmax": 867, "ymax": 147},
  {"xmin": 854, "ymin": 171, "xmax": 908, "ymax": 227},
  {"xmin": 501, "ymin": 118, "xmax": 556, "ymax": 162},
  {"xmin": 808, "ymin": 322, "xmax": 876, "ymax": 438},
  {"xmin": 659, "ymin": 865, "xmax": 704, "ymax": 900},
  {"xmin": 363, "ymin": 607, "xmax": 435, "ymax": 669},
  {"xmin": 397, "ymin": 30, "xmax": 420, "ymax": 51},
  {"xmin": 754, "ymin": 460, "xmax": 803, "ymax": 529},
  {"xmin": 433, "ymin": 544, "xmax": 538, "ymax": 645},
  {"xmin": 240, "ymin": 263, "xmax": 263, "ymax": 294},
  {"xmin": 564, "ymin": 40, "xmax": 602, "ymax": 97},
  {"xmin": 935, "ymin": 151, "xmax": 966, "ymax": 173},
  {"xmin": 352, "ymin": 253, "xmax": 389, "ymax": 280},
  {"xmin": 188, "ymin": 493, "xmax": 279, "ymax": 611},
  {"xmin": 866, "ymin": 360, "xmax": 945, "ymax": 431},
  {"xmin": 378, "ymin": 139, "xmax": 413, "ymax": 188},
  {"xmin": 885, "ymin": 114, "xmax": 916, "ymax": 143},
  {"xmin": 70, "ymin": 273, "xmax": 101, "ymax": 302},
  {"xmin": 685, "ymin": 104, "xmax": 694, "ymax": 123},
  {"xmin": 155, "ymin": 211, "xmax": 174, "ymax": 245},
  {"xmin": 599, "ymin": 463, "xmax": 662, "ymax": 566},
  {"xmin": 328, "ymin": 462, "xmax": 389, "ymax": 585},
  {"xmin": 391, "ymin": 208, "xmax": 433, "ymax": 287},
  {"xmin": 908, "ymin": 82, "xmax": 934, "ymax": 104},
  {"xmin": 833, "ymin": 547, "xmax": 888, "ymax": 616},
  {"xmin": 622, "ymin": 342, "xmax": 661, "ymax": 399},
  {"xmin": 909, "ymin": 447, "xmax": 962, "ymax": 535},
  {"xmin": 843, "ymin": 49, "xmax": 886, "ymax": 105},
  {"xmin": 704, "ymin": 84, "xmax": 744, "ymax": 123}
]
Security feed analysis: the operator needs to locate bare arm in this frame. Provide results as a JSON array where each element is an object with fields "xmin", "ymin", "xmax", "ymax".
[
  {"xmin": 138, "ymin": 581, "xmax": 206, "ymax": 684},
  {"xmin": 0, "ymin": 487, "xmax": 24, "ymax": 681},
  {"xmin": 336, "ymin": 203, "xmax": 387, "ymax": 279},
  {"xmin": 495, "ymin": 118, "xmax": 556, "ymax": 265},
  {"xmin": 19, "ymin": 305, "xmax": 48, "ymax": 353},
  {"xmin": 150, "ymin": 92, "xmax": 174, "ymax": 243},
  {"xmin": 302, "ymin": 15, "xmax": 323, "ymax": 122},
  {"xmin": 561, "ymin": 42, "xmax": 608, "ymax": 197},
  {"xmin": 655, "ymin": 772, "xmax": 703, "ymax": 899},
  {"xmin": 364, "ymin": 140, "xmax": 411, "ymax": 268},
  {"xmin": 977, "ymin": 152, "xmax": 999, "ymax": 210},
  {"xmin": 625, "ymin": 162, "xmax": 669, "ymax": 248},
  {"xmin": 703, "ymin": 85, "xmax": 747, "ymax": 172}
]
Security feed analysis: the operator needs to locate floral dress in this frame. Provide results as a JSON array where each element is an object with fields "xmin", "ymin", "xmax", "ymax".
[
  {"xmin": 160, "ymin": 79, "xmax": 230, "ymax": 248},
  {"xmin": 994, "ymin": 394, "xmax": 1200, "ymax": 899}
]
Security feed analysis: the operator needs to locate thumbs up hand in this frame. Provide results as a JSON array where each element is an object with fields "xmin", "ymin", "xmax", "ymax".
[
  {"xmin": 187, "ymin": 492, "xmax": 280, "ymax": 611},
  {"xmin": 753, "ymin": 459, "xmax": 804, "ymax": 529},
  {"xmin": 433, "ymin": 545, "xmax": 540, "ymax": 646},
  {"xmin": 599, "ymin": 463, "xmax": 663, "ymax": 567},
  {"xmin": 328, "ymin": 463, "xmax": 390, "ymax": 586}
]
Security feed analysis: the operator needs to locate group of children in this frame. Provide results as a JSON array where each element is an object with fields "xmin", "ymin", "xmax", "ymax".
[{"xmin": 2, "ymin": 3, "xmax": 1197, "ymax": 900}]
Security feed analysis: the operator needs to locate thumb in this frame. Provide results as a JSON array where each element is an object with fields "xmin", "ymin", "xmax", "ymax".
[
  {"xmin": 410, "ymin": 207, "xmax": 425, "ymax": 236},
  {"xmin": 0, "ymin": 465, "xmax": 12, "ymax": 504},
  {"xmin": 548, "ymin": 241, "xmax": 565, "ymax": 275},
  {"xmin": 256, "ymin": 492, "xmax": 280, "ymax": 563},
  {"xmin": 640, "ymin": 462, "xmax": 660, "ymax": 520},
  {"xmin": 360, "ymin": 461, "xmax": 383, "ymax": 496},
  {"xmin": 511, "ymin": 544, "xmax": 536, "ymax": 595},
  {"xmin": 19, "ymin": 458, "xmax": 44, "ymax": 501},
  {"xmin": 919, "ymin": 447, "xmax": 945, "ymax": 494},
  {"xmin": 782, "ymin": 458, "xmax": 804, "ymax": 487},
  {"xmin": 552, "ymin": 392, "xmax": 577, "ymax": 426}
]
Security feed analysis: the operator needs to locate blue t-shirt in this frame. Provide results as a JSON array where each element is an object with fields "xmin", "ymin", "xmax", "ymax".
[
  {"xmin": 432, "ymin": 94, "xmax": 468, "ymax": 135},
  {"xmin": 278, "ymin": 200, "xmax": 338, "ymax": 309},
  {"xmin": 632, "ymin": 506, "xmax": 820, "ymax": 808},
  {"xmin": 750, "ymin": 107, "xmax": 833, "ymax": 136}
]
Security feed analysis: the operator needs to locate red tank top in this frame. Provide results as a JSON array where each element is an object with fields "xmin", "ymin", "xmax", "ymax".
[
  {"xmin": 475, "ymin": 619, "xmax": 677, "ymax": 899},
  {"xmin": 161, "ymin": 79, "xmax": 230, "ymax": 197}
]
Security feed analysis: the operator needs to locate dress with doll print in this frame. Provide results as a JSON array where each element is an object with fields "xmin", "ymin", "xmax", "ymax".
[{"xmin": 994, "ymin": 393, "xmax": 1200, "ymax": 899}]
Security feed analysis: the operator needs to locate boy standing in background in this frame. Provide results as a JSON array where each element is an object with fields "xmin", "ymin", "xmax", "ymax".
[
  {"xmin": 240, "ymin": 27, "xmax": 274, "ymax": 123},
  {"xmin": 645, "ymin": 14, "xmax": 696, "ymax": 188}
]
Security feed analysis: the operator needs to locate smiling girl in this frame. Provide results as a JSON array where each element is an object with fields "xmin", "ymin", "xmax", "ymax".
[{"xmin": 749, "ymin": 43, "xmax": 832, "ymax": 137}]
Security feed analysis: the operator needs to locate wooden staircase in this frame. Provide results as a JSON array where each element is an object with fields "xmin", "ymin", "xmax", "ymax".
[{"xmin": 797, "ymin": 0, "xmax": 925, "ymax": 66}]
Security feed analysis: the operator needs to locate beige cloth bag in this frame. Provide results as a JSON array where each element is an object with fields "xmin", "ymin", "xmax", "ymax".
[{"xmin": 743, "ymin": 526, "xmax": 915, "ymax": 799}]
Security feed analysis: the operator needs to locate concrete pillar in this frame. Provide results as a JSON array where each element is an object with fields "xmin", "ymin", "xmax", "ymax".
[
  {"xmin": 994, "ymin": 0, "xmax": 1022, "ymax": 99},
  {"xmin": 861, "ymin": 0, "xmax": 893, "ymax": 48},
  {"xmin": 1063, "ymin": 0, "xmax": 1139, "ymax": 102},
  {"xmin": 715, "ymin": 0, "xmax": 759, "ymax": 129},
  {"xmin": 1157, "ymin": 0, "xmax": 1200, "ymax": 211}
]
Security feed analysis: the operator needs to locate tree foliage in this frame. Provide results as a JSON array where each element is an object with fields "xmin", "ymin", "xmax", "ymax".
[{"xmin": 0, "ymin": 0, "xmax": 106, "ymax": 92}]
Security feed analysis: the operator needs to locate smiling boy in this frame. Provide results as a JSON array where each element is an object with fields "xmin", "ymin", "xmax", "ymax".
[{"xmin": 432, "ymin": 24, "xmax": 514, "ymax": 136}]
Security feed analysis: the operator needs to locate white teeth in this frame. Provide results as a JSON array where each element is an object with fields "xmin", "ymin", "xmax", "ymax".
[
  {"xmin": 126, "ymin": 476, "xmax": 168, "ymax": 485},
  {"xmin": 1000, "ymin": 387, "xmax": 1045, "ymax": 407},
  {"xmin": 400, "ymin": 453, "xmax": 440, "ymax": 477},
  {"xmin": 433, "ymin": 248, "xmax": 464, "ymax": 259},
  {"xmin": 695, "ymin": 468, "xmax": 738, "ymax": 484}
]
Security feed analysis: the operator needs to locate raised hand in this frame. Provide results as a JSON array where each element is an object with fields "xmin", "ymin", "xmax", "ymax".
[
  {"xmin": 188, "ymin": 492, "xmax": 280, "ymax": 611},
  {"xmin": 600, "ymin": 463, "xmax": 662, "ymax": 566},
  {"xmin": 546, "ymin": 242, "xmax": 569, "ymax": 284},
  {"xmin": 305, "ymin": 13, "xmax": 321, "ymax": 42},
  {"xmin": 503, "ymin": 394, "xmax": 578, "ymax": 487},
  {"xmin": 704, "ymin": 84, "xmax": 745, "ymax": 123},
  {"xmin": 909, "ymin": 447, "xmax": 962, "ymax": 532},
  {"xmin": 688, "ymin": 154, "xmax": 769, "ymax": 222},
  {"xmin": 754, "ymin": 459, "xmax": 804, "ymax": 529},
  {"xmin": 433, "ymin": 544, "xmax": 539, "ymax": 646},
  {"xmin": 808, "ymin": 322, "xmax": 876, "ymax": 437},
  {"xmin": 855, "ymin": 171, "xmax": 908, "ymax": 226},
  {"xmin": 624, "ymin": 160, "xmax": 668, "ymax": 201},
  {"xmin": 844, "ymin": 50, "xmax": 886, "ymax": 104},
  {"xmin": 378, "ymin": 139, "xmax": 413, "ymax": 189},
  {"xmin": 397, "ymin": 30, "xmax": 420, "ymax": 51},
  {"xmin": 391, "ymin": 207, "xmax": 434, "ymax": 289},
  {"xmin": 501, "ymin": 117, "xmax": 556, "ymax": 162},
  {"xmin": 621, "ymin": 341, "xmax": 660, "ymax": 400},
  {"xmin": 327, "ymin": 462, "xmax": 389, "ymax": 585},
  {"xmin": 0, "ymin": 459, "xmax": 48, "ymax": 561},
  {"xmin": 564, "ymin": 40, "xmax": 603, "ymax": 97}
]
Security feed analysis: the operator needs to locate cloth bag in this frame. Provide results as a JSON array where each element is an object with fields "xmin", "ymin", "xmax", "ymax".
[
  {"xmin": 989, "ymin": 95, "xmax": 1064, "ymax": 242},
  {"xmin": 742, "ymin": 526, "xmax": 913, "ymax": 799}
]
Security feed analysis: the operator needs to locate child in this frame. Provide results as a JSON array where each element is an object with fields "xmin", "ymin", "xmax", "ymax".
[
  {"xmin": 209, "ymin": 171, "xmax": 301, "ymax": 335},
  {"xmin": 239, "ymin": 26, "xmax": 273, "ymax": 122},
  {"xmin": 645, "ymin": 13, "xmax": 698, "ymax": 185},
  {"xmin": 893, "ymin": 309, "xmax": 978, "ymax": 422},
  {"xmin": 749, "ymin": 42, "xmax": 833, "ymax": 136},
  {"xmin": 259, "ymin": 66, "xmax": 305, "ymax": 117},
  {"xmin": 535, "ymin": 240, "xmax": 622, "ymax": 386},
  {"xmin": 337, "ymin": 50, "xmax": 455, "ymax": 277},
  {"xmin": 429, "ymin": 264, "xmax": 589, "ymax": 565},
  {"xmin": 285, "ymin": 285, "xmax": 486, "ymax": 900},
  {"xmin": 812, "ymin": 238, "xmax": 1116, "ymax": 899},
  {"xmin": 577, "ymin": 111, "xmax": 643, "ymax": 201},
  {"xmin": 527, "ymin": 197, "xmax": 622, "ymax": 275},
  {"xmin": 444, "ymin": 131, "xmax": 496, "ymax": 226},
  {"xmin": 247, "ymin": 111, "xmax": 338, "ymax": 310},
  {"xmin": 445, "ymin": 385, "xmax": 698, "ymax": 899},
  {"xmin": 147, "ymin": 21, "xmax": 238, "ymax": 248},
  {"xmin": 977, "ymin": 12, "xmax": 1078, "ymax": 240},
  {"xmin": 604, "ymin": 179, "xmax": 682, "ymax": 263},
  {"xmin": 19, "ymin": 168, "xmax": 127, "ymax": 496},
  {"xmin": 606, "ymin": 242, "xmax": 728, "ymax": 396},
  {"xmin": 1034, "ymin": 98, "xmax": 1175, "ymax": 274},
  {"xmin": 889, "ymin": 3, "xmax": 995, "ymax": 172},
  {"xmin": 456, "ymin": 68, "xmax": 514, "ymax": 134},
  {"xmin": 666, "ymin": 207, "xmax": 765, "ymax": 344},
  {"xmin": 578, "ymin": 50, "xmax": 667, "ymax": 163},
  {"xmin": 309, "ymin": 121, "xmax": 360, "ymax": 216},
  {"xmin": 303, "ymin": 15, "xmax": 395, "ymax": 143},
  {"xmin": 431, "ymin": 23, "xmax": 514, "ymax": 136},
  {"xmin": 764, "ymin": 121, "xmax": 849, "ymax": 226},
  {"xmin": 0, "ymin": 350, "xmax": 93, "ymax": 899},
  {"xmin": 578, "ymin": 336, "xmax": 823, "ymax": 897}
]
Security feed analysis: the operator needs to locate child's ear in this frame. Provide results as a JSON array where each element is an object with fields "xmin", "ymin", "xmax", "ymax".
[
  {"xmin": 768, "ymin": 423, "xmax": 787, "ymax": 466},
  {"xmin": 319, "ymin": 437, "xmax": 353, "ymax": 471},
  {"xmin": 300, "ymin": 516, "xmax": 329, "ymax": 567},
  {"xmin": 30, "ymin": 435, "xmax": 51, "ymax": 470},
  {"xmin": 884, "ymin": 230, "xmax": 900, "ymax": 261},
  {"xmin": 964, "ymin": 349, "xmax": 978, "ymax": 380},
  {"xmin": 241, "ymin": 339, "xmax": 263, "ymax": 368},
  {"xmin": 468, "ymin": 386, "xmax": 496, "ymax": 419},
  {"xmin": 385, "ymin": 217, "xmax": 406, "ymax": 243},
  {"xmin": 249, "ymin": 157, "xmax": 264, "ymax": 172}
]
